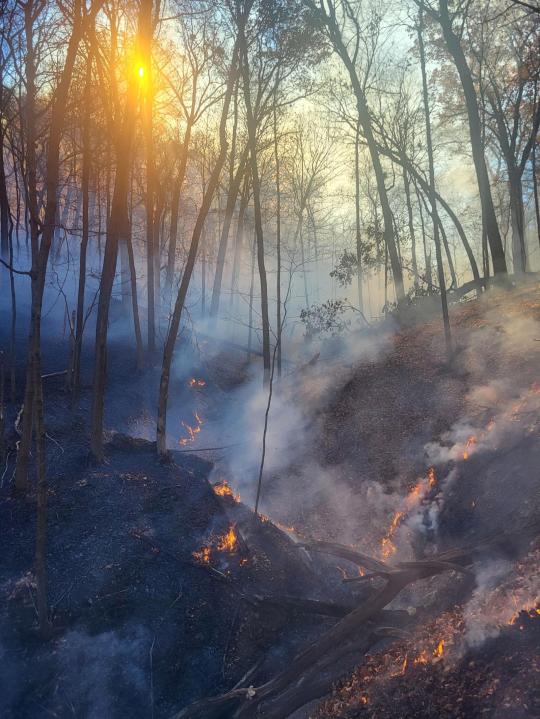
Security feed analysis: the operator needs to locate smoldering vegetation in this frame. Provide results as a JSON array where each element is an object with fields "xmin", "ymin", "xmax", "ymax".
[{"xmin": 1, "ymin": 0, "xmax": 540, "ymax": 715}]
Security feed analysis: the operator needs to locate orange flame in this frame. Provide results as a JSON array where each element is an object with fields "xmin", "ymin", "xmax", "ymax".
[
  {"xmin": 213, "ymin": 481, "xmax": 240, "ymax": 502},
  {"xmin": 216, "ymin": 524, "xmax": 238, "ymax": 552},
  {"xmin": 193, "ymin": 546, "xmax": 210, "ymax": 564},
  {"xmin": 380, "ymin": 475, "xmax": 428, "ymax": 559},
  {"xmin": 188, "ymin": 378, "xmax": 206, "ymax": 387},
  {"xmin": 462, "ymin": 435, "xmax": 477, "ymax": 460},
  {"xmin": 179, "ymin": 411, "xmax": 204, "ymax": 446},
  {"xmin": 193, "ymin": 524, "xmax": 239, "ymax": 564},
  {"xmin": 434, "ymin": 639, "xmax": 444, "ymax": 658}
]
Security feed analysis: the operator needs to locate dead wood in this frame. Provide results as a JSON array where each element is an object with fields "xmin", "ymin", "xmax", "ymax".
[
  {"xmin": 297, "ymin": 540, "xmax": 391, "ymax": 573},
  {"xmin": 174, "ymin": 524, "xmax": 540, "ymax": 719}
]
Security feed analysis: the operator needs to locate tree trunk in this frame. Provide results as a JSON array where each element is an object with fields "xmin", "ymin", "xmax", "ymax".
[
  {"xmin": 238, "ymin": 22, "xmax": 271, "ymax": 384},
  {"xmin": 229, "ymin": 175, "xmax": 249, "ymax": 312},
  {"xmin": 508, "ymin": 165, "xmax": 527, "ymax": 273},
  {"xmin": 273, "ymin": 97, "xmax": 282, "ymax": 376},
  {"xmin": 533, "ymin": 143, "xmax": 540, "ymax": 250},
  {"xmin": 15, "ymin": 0, "xmax": 84, "ymax": 496},
  {"xmin": 354, "ymin": 118, "xmax": 364, "ymax": 312},
  {"xmin": 142, "ymin": 0, "xmax": 156, "ymax": 356},
  {"xmin": 210, "ymin": 152, "xmax": 248, "ymax": 318},
  {"xmin": 156, "ymin": 43, "xmax": 238, "ymax": 457},
  {"xmin": 72, "ymin": 52, "xmax": 93, "ymax": 399},
  {"xmin": 247, "ymin": 234, "xmax": 256, "ymax": 360},
  {"xmin": 0, "ymin": 124, "xmax": 9, "ymax": 261},
  {"xmin": 419, "ymin": 4, "xmax": 451, "ymax": 356},
  {"xmin": 126, "ymin": 207, "xmax": 145, "ymax": 371},
  {"xmin": 165, "ymin": 122, "xmax": 193, "ymax": 299},
  {"xmin": 402, "ymin": 164, "xmax": 419, "ymax": 287},
  {"xmin": 437, "ymin": 0, "xmax": 507, "ymax": 275},
  {"xmin": 90, "ymin": 14, "xmax": 141, "ymax": 461}
]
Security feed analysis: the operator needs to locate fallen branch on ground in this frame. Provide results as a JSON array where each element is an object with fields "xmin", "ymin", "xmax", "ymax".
[{"xmin": 173, "ymin": 522, "xmax": 540, "ymax": 719}]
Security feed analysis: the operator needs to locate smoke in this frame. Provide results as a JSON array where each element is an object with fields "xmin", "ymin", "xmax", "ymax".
[
  {"xmin": 56, "ymin": 626, "xmax": 150, "ymax": 718},
  {"xmin": 462, "ymin": 547, "xmax": 540, "ymax": 649},
  {"xmin": 202, "ymin": 321, "xmax": 396, "ymax": 542}
]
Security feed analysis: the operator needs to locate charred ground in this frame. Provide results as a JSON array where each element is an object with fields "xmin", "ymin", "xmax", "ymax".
[{"xmin": 1, "ymin": 281, "xmax": 540, "ymax": 718}]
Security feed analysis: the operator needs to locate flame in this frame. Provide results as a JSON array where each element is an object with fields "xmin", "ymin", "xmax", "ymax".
[
  {"xmin": 380, "ymin": 476, "xmax": 428, "ymax": 559},
  {"xmin": 193, "ymin": 524, "xmax": 239, "ymax": 564},
  {"xmin": 179, "ymin": 411, "xmax": 204, "ymax": 446},
  {"xmin": 193, "ymin": 546, "xmax": 210, "ymax": 564},
  {"xmin": 413, "ymin": 649, "xmax": 429, "ymax": 665},
  {"xmin": 462, "ymin": 435, "xmax": 477, "ymax": 460},
  {"xmin": 434, "ymin": 639, "xmax": 444, "ymax": 658},
  {"xmin": 188, "ymin": 378, "xmax": 206, "ymax": 387},
  {"xmin": 216, "ymin": 524, "xmax": 238, "ymax": 552},
  {"xmin": 213, "ymin": 480, "xmax": 240, "ymax": 502}
]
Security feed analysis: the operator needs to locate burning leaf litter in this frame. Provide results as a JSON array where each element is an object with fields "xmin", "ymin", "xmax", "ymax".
[
  {"xmin": 193, "ymin": 523, "xmax": 241, "ymax": 565},
  {"xmin": 179, "ymin": 411, "xmax": 204, "ymax": 446}
]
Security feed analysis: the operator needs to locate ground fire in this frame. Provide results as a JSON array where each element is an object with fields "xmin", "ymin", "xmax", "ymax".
[
  {"xmin": 179, "ymin": 411, "xmax": 204, "ymax": 446},
  {"xmin": 193, "ymin": 523, "xmax": 240, "ymax": 565}
]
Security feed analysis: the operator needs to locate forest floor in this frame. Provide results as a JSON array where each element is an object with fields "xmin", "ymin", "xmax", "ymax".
[{"xmin": 0, "ymin": 278, "xmax": 539, "ymax": 718}]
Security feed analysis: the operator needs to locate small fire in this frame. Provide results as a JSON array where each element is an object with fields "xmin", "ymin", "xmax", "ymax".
[
  {"xmin": 213, "ymin": 480, "xmax": 240, "ymax": 502},
  {"xmin": 179, "ymin": 411, "xmax": 204, "ymax": 446},
  {"xmin": 216, "ymin": 524, "xmax": 238, "ymax": 553},
  {"xmin": 193, "ymin": 524, "xmax": 239, "ymax": 564},
  {"xmin": 188, "ymin": 378, "xmax": 206, "ymax": 387},
  {"xmin": 379, "ymin": 474, "xmax": 433, "ymax": 559},
  {"xmin": 193, "ymin": 546, "xmax": 210, "ymax": 564},
  {"xmin": 413, "ymin": 649, "xmax": 429, "ymax": 665},
  {"xmin": 434, "ymin": 639, "xmax": 444, "ymax": 658},
  {"xmin": 462, "ymin": 435, "xmax": 477, "ymax": 460}
]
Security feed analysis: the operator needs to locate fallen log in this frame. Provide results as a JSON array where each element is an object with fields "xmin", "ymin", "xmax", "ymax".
[{"xmin": 174, "ymin": 523, "xmax": 540, "ymax": 719}]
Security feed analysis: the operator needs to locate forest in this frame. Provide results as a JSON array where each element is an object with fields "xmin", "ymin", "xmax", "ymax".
[{"xmin": 0, "ymin": 0, "xmax": 539, "ymax": 717}]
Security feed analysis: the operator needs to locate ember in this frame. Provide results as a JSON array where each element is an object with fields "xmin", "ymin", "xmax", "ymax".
[{"xmin": 188, "ymin": 378, "xmax": 206, "ymax": 387}]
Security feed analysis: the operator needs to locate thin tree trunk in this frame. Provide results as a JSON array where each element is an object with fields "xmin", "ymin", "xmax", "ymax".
[
  {"xmin": 90, "ymin": 11, "xmax": 141, "ymax": 461},
  {"xmin": 142, "ymin": 0, "xmax": 156, "ymax": 356},
  {"xmin": 21, "ymin": 0, "xmax": 86, "ymax": 635},
  {"xmin": 0, "ymin": 125, "xmax": 9, "ymax": 261},
  {"xmin": 127, "ymin": 192, "xmax": 145, "ymax": 371},
  {"xmin": 210, "ymin": 153, "xmax": 248, "ymax": 317},
  {"xmin": 419, "ymin": 3, "xmax": 451, "ymax": 356},
  {"xmin": 239, "ymin": 22, "xmax": 271, "ymax": 384},
  {"xmin": 8, "ymin": 211, "xmax": 16, "ymax": 402},
  {"xmin": 156, "ymin": 43, "xmax": 238, "ymax": 457},
  {"xmin": 273, "ymin": 96, "xmax": 282, "ymax": 377},
  {"xmin": 247, "ymin": 233, "xmax": 256, "ymax": 361},
  {"xmin": 229, "ymin": 175, "xmax": 249, "ymax": 311},
  {"xmin": 72, "ymin": 52, "xmax": 93, "ymax": 399},
  {"xmin": 436, "ymin": 0, "xmax": 506, "ymax": 275},
  {"xmin": 533, "ymin": 143, "xmax": 540, "ymax": 249},
  {"xmin": 15, "ymin": 0, "xmax": 84, "ymax": 498},
  {"xmin": 402, "ymin": 164, "xmax": 419, "ymax": 287},
  {"xmin": 318, "ymin": 3, "xmax": 404, "ymax": 301},
  {"xmin": 354, "ymin": 118, "xmax": 364, "ymax": 312},
  {"xmin": 508, "ymin": 165, "xmax": 527, "ymax": 273}
]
